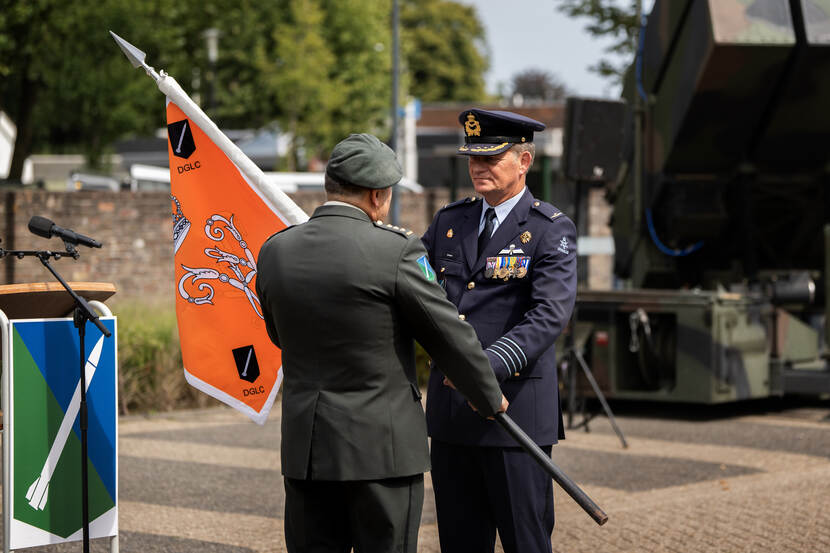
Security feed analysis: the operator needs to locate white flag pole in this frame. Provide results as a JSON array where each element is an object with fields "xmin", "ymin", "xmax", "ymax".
[{"xmin": 109, "ymin": 31, "xmax": 308, "ymax": 226}]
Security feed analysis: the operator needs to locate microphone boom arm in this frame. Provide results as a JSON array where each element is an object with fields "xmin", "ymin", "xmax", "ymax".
[{"xmin": 0, "ymin": 247, "xmax": 109, "ymax": 337}]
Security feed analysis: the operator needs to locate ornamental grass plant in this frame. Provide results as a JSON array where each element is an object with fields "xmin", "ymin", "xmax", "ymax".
[{"xmin": 114, "ymin": 301, "xmax": 218, "ymax": 415}]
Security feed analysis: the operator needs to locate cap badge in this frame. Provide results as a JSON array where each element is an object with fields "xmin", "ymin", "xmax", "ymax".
[
  {"xmin": 520, "ymin": 231, "xmax": 531, "ymax": 244},
  {"xmin": 464, "ymin": 113, "xmax": 481, "ymax": 137},
  {"xmin": 447, "ymin": 228, "xmax": 454, "ymax": 238}
]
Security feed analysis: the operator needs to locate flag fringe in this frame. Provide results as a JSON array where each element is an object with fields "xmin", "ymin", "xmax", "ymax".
[{"xmin": 183, "ymin": 367, "xmax": 283, "ymax": 426}]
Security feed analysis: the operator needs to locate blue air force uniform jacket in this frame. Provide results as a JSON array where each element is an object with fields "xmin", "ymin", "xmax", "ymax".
[{"xmin": 422, "ymin": 189, "xmax": 577, "ymax": 447}]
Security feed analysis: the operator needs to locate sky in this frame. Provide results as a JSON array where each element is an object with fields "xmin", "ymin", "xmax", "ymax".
[{"xmin": 457, "ymin": 0, "xmax": 648, "ymax": 99}]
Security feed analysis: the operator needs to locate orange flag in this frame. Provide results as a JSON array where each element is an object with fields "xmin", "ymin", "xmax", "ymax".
[{"xmin": 167, "ymin": 101, "xmax": 288, "ymax": 424}]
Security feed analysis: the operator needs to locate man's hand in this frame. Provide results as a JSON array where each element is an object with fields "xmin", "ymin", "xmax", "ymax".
[
  {"xmin": 468, "ymin": 394, "xmax": 508, "ymax": 420},
  {"xmin": 444, "ymin": 377, "xmax": 508, "ymax": 418}
]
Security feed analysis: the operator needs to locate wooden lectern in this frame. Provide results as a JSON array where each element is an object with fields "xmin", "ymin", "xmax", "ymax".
[{"xmin": 0, "ymin": 282, "xmax": 116, "ymax": 320}]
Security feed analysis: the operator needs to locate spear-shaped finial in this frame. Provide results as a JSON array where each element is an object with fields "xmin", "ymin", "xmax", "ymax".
[{"xmin": 109, "ymin": 30, "xmax": 162, "ymax": 82}]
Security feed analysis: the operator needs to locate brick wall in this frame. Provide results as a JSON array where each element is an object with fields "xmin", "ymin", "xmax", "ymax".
[
  {"xmin": 0, "ymin": 188, "xmax": 474, "ymax": 303},
  {"xmin": 1, "ymin": 187, "xmax": 614, "ymax": 303},
  {"xmin": 1, "ymin": 191, "xmax": 174, "ymax": 300}
]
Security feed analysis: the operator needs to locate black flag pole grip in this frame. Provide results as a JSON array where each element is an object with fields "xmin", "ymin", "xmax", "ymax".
[{"xmin": 494, "ymin": 412, "xmax": 609, "ymax": 526}]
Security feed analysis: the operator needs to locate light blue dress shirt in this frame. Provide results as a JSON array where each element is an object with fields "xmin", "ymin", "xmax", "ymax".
[{"xmin": 478, "ymin": 187, "xmax": 528, "ymax": 237}]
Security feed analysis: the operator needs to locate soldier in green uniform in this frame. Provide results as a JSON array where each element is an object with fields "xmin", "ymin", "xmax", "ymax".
[{"xmin": 256, "ymin": 133, "xmax": 507, "ymax": 553}]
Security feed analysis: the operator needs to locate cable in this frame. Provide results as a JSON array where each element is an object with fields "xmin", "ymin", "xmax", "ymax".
[
  {"xmin": 637, "ymin": 12, "xmax": 702, "ymax": 258},
  {"xmin": 645, "ymin": 207, "xmax": 704, "ymax": 257}
]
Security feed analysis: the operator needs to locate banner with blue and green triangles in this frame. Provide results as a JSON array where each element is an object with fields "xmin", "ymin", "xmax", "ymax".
[{"xmin": 7, "ymin": 318, "xmax": 117, "ymax": 549}]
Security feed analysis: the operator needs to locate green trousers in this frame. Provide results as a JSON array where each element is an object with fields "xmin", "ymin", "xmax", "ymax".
[{"xmin": 284, "ymin": 474, "xmax": 424, "ymax": 553}]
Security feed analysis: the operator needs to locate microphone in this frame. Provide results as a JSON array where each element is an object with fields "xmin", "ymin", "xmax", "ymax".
[{"xmin": 28, "ymin": 216, "xmax": 102, "ymax": 248}]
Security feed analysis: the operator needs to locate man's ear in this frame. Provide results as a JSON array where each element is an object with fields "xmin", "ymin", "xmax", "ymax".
[
  {"xmin": 370, "ymin": 189, "xmax": 383, "ymax": 208},
  {"xmin": 518, "ymin": 151, "xmax": 533, "ymax": 176}
]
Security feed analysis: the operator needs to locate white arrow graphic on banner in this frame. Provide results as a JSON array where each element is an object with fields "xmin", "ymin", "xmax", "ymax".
[{"xmin": 25, "ymin": 335, "xmax": 105, "ymax": 511}]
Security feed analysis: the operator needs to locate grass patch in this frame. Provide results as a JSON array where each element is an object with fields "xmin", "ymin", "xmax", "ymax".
[{"xmin": 114, "ymin": 301, "xmax": 218, "ymax": 415}]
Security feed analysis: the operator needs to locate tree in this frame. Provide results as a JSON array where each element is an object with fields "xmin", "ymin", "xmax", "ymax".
[
  {"xmin": 256, "ymin": 0, "xmax": 336, "ymax": 169},
  {"xmin": 319, "ymin": 0, "xmax": 392, "ymax": 146},
  {"xmin": 511, "ymin": 69, "xmax": 568, "ymax": 103},
  {"xmin": 401, "ymin": 0, "xmax": 489, "ymax": 103},
  {"xmin": 0, "ymin": 0, "xmax": 493, "ymax": 178},
  {"xmin": 0, "ymin": 0, "xmax": 187, "ymax": 180},
  {"xmin": 556, "ymin": 0, "xmax": 641, "ymax": 83}
]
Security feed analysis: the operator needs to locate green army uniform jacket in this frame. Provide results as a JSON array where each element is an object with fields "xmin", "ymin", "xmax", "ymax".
[{"xmin": 256, "ymin": 204, "xmax": 502, "ymax": 481}]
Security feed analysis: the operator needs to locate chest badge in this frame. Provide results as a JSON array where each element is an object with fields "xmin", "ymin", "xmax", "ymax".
[
  {"xmin": 520, "ymin": 231, "xmax": 531, "ymax": 244},
  {"xmin": 485, "ymin": 255, "xmax": 531, "ymax": 280},
  {"xmin": 446, "ymin": 228, "xmax": 454, "ymax": 238}
]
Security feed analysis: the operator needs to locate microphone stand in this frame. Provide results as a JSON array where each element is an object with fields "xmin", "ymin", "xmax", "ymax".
[{"xmin": 0, "ymin": 241, "xmax": 110, "ymax": 553}]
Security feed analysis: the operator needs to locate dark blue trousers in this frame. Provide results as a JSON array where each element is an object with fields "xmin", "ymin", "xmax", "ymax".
[{"xmin": 430, "ymin": 440, "xmax": 554, "ymax": 553}]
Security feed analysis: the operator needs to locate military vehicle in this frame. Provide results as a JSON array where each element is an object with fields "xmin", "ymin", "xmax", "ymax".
[{"xmin": 563, "ymin": 0, "xmax": 830, "ymax": 403}]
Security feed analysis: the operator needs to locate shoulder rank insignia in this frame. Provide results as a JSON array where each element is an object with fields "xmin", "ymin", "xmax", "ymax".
[
  {"xmin": 442, "ymin": 196, "xmax": 477, "ymax": 211},
  {"xmin": 446, "ymin": 228, "xmax": 454, "ymax": 238},
  {"xmin": 416, "ymin": 255, "xmax": 436, "ymax": 282},
  {"xmin": 520, "ymin": 231, "xmax": 531, "ymax": 244}
]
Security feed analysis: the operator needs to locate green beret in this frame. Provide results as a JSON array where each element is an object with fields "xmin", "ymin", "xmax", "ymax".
[{"xmin": 326, "ymin": 133, "xmax": 402, "ymax": 189}]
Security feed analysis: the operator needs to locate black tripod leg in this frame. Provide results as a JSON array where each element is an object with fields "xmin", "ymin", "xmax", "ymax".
[
  {"xmin": 567, "ymin": 344, "xmax": 577, "ymax": 430},
  {"xmin": 574, "ymin": 349, "xmax": 628, "ymax": 449},
  {"xmin": 74, "ymin": 308, "xmax": 91, "ymax": 553}
]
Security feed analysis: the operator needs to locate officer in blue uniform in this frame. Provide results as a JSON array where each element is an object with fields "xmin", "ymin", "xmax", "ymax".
[{"xmin": 422, "ymin": 109, "xmax": 577, "ymax": 553}]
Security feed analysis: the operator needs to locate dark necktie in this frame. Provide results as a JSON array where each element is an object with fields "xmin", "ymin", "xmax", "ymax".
[{"xmin": 478, "ymin": 207, "xmax": 497, "ymax": 257}]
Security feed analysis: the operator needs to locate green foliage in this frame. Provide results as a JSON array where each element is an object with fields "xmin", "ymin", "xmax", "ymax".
[
  {"xmin": 0, "ymin": 0, "xmax": 489, "ymax": 178},
  {"xmin": 0, "ymin": 0, "xmax": 183, "ymax": 172},
  {"xmin": 402, "ymin": 0, "xmax": 489, "ymax": 102},
  {"xmin": 512, "ymin": 69, "xmax": 568, "ymax": 102},
  {"xmin": 115, "ymin": 301, "xmax": 218, "ymax": 414},
  {"xmin": 259, "ymin": 0, "xmax": 336, "ymax": 168},
  {"xmin": 321, "ymin": 0, "xmax": 392, "ymax": 142},
  {"xmin": 557, "ymin": 0, "xmax": 641, "ymax": 83}
]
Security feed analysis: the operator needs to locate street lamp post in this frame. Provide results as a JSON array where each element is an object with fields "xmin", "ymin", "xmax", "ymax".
[
  {"xmin": 390, "ymin": 0, "xmax": 400, "ymax": 225},
  {"xmin": 203, "ymin": 28, "xmax": 220, "ymax": 113}
]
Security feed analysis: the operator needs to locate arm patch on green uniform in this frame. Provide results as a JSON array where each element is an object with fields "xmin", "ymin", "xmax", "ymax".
[{"xmin": 416, "ymin": 255, "xmax": 437, "ymax": 282}]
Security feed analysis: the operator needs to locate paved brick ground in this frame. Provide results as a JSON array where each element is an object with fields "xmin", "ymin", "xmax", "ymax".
[{"xmin": 7, "ymin": 399, "xmax": 830, "ymax": 552}]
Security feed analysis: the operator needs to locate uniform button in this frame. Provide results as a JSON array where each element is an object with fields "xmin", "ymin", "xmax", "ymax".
[
  {"xmin": 514, "ymin": 372, "xmax": 520, "ymax": 377},
  {"xmin": 458, "ymin": 314, "xmax": 466, "ymax": 321},
  {"xmin": 467, "ymin": 282, "xmax": 475, "ymax": 290},
  {"xmin": 534, "ymin": 201, "xmax": 540, "ymax": 207},
  {"xmin": 440, "ymin": 267, "xmax": 446, "ymax": 273}
]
